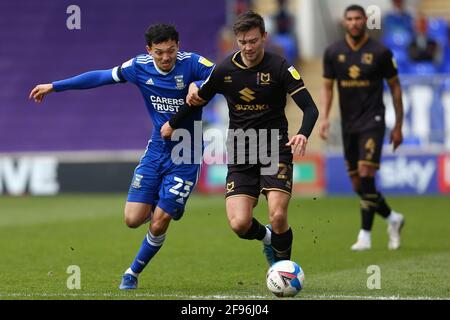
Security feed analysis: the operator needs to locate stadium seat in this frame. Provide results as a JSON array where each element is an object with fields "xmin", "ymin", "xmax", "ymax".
[
  {"xmin": 427, "ymin": 18, "xmax": 449, "ymax": 49},
  {"xmin": 1, "ymin": 1, "xmax": 225, "ymax": 153},
  {"xmin": 382, "ymin": 30, "xmax": 413, "ymax": 50},
  {"xmin": 391, "ymin": 48, "xmax": 411, "ymax": 74},
  {"xmin": 429, "ymin": 88, "xmax": 445, "ymax": 144},
  {"xmin": 384, "ymin": 133, "xmax": 421, "ymax": 146},
  {"xmin": 382, "ymin": 13, "xmax": 414, "ymax": 38},
  {"xmin": 402, "ymin": 135, "xmax": 422, "ymax": 146},
  {"xmin": 408, "ymin": 62, "xmax": 438, "ymax": 75},
  {"xmin": 440, "ymin": 47, "xmax": 450, "ymax": 74},
  {"xmin": 444, "ymin": 77, "xmax": 450, "ymax": 91},
  {"xmin": 271, "ymin": 34, "xmax": 298, "ymax": 65}
]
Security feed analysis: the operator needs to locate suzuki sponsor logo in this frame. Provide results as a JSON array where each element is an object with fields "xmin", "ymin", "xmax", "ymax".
[{"xmin": 379, "ymin": 157, "xmax": 435, "ymax": 194}]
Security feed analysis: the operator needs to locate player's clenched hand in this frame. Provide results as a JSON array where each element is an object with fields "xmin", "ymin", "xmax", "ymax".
[
  {"xmin": 160, "ymin": 121, "xmax": 175, "ymax": 140},
  {"xmin": 286, "ymin": 134, "xmax": 308, "ymax": 156},
  {"xmin": 390, "ymin": 126, "xmax": 403, "ymax": 152},
  {"xmin": 186, "ymin": 82, "xmax": 206, "ymax": 106},
  {"xmin": 319, "ymin": 119, "xmax": 330, "ymax": 140},
  {"xmin": 29, "ymin": 84, "xmax": 54, "ymax": 103}
]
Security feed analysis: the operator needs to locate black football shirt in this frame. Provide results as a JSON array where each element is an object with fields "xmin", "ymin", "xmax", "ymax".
[
  {"xmin": 323, "ymin": 35, "xmax": 398, "ymax": 133},
  {"xmin": 198, "ymin": 50, "xmax": 305, "ymax": 164}
]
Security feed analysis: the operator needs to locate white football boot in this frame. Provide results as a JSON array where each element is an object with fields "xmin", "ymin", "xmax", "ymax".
[
  {"xmin": 387, "ymin": 212, "xmax": 404, "ymax": 250},
  {"xmin": 351, "ymin": 229, "xmax": 371, "ymax": 251}
]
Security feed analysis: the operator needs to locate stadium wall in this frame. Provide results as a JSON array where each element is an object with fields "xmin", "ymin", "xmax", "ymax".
[
  {"xmin": 0, "ymin": 0, "xmax": 226, "ymax": 153},
  {"xmin": 1, "ymin": 152, "xmax": 450, "ymax": 196},
  {"xmin": 2, "ymin": 73, "xmax": 450, "ymax": 196}
]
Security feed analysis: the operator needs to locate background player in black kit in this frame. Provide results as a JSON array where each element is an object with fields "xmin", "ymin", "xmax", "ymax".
[
  {"xmin": 319, "ymin": 5, "xmax": 405, "ymax": 251},
  {"xmin": 162, "ymin": 11, "xmax": 318, "ymax": 266}
]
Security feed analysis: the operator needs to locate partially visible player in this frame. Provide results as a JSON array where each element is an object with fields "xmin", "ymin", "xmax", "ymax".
[
  {"xmin": 162, "ymin": 11, "xmax": 319, "ymax": 266},
  {"xmin": 319, "ymin": 5, "xmax": 405, "ymax": 250},
  {"xmin": 29, "ymin": 24, "xmax": 215, "ymax": 288}
]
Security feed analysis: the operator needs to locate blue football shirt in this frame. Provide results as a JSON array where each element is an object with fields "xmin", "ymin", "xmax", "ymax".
[{"xmin": 113, "ymin": 52, "xmax": 215, "ymax": 144}]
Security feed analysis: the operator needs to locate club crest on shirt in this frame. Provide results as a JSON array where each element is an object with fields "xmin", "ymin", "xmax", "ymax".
[
  {"xmin": 174, "ymin": 75, "xmax": 185, "ymax": 90},
  {"xmin": 131, "ymin": 174, "xmax": 144, "ymax": 189},
  {"xmin": 362, "ymin": 53, "xmax": 373, "ymax": 65},
  {"xmin": 257, "ymin": 72, "xmax": 271, "ymax": 85}
]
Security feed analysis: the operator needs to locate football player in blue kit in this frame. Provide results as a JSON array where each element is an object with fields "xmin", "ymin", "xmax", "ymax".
[{"xmin": 29, "ymin": 24, "xmax": 215, "ymax": 289}]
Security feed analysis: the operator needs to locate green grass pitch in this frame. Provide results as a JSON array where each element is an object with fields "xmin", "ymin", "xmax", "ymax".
[{"xmin": 0, "ymin": 194, "xmax": 449, "ymax": 300}]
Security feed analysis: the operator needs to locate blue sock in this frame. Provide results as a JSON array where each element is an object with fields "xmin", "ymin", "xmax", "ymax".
[{"xmin": 130, "ymin": 231, "xmax": 166, "ymax": 274}]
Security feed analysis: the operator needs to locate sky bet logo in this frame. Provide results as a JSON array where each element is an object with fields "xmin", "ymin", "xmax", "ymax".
[
  {"xmin": 150, "ymin": 95, "xmax": 184, "ymax": 113},
  {"xmin": 379, "ymin": 156, "xmax": 435, "ymax": 194}
]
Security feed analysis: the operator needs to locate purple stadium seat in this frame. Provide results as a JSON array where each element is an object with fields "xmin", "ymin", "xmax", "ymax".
[{"xmin": 0, "ymin": 0, "xmax": 225, "ymax": 152}]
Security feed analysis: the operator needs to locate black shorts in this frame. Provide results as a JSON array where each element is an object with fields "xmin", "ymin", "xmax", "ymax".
[
  {"xmin": 225, "ymin": 163, "xmax": 293, "ymax": 199},
  {"xmin": 342, "ymin": 127, "xmax": 385, "ymax": 176}
]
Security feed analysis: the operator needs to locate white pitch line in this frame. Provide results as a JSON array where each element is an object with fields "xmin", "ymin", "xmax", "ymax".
[
  {"xmin": 0, "ymin": 293, "xmax": 448, "ymax": 300},
  {"xmin": 0, "ymin": 293, "xmax": 268, "ymax": 299},
  {"xmin": 305, "ymin": 294, "xmax": 449, "ymax": 300}
]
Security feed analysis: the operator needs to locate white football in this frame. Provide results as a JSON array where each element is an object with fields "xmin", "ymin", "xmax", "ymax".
[{"xmin": 266, "ymin": 260, "xmax": 305, "ymax": 297}]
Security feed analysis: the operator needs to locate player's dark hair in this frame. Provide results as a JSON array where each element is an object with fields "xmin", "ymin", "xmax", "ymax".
[
  {"xmin": 344, "ymin": 4, "xmax": 367, "ymax": 17},
  {"xmin": 233, "ymin": 11, "xmax": 266, "ymax": 35},
  {"xmin": 145, "ymin": 24, "xmax": 179, "ymax": 46}
]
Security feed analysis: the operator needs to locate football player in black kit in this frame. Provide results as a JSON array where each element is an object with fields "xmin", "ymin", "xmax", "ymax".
[
  {"xmin": 319, "ymin": 5, "xmax": 405, "ymax": 251},
  {"xmin": 161, "ymin": 11, "xmax": 319, "ymax": 265}
]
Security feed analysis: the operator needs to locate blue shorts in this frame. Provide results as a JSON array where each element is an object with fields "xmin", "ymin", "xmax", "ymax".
[{"xmin": 127, "ymin": 142, "xmax": 200, "ymax": 221}]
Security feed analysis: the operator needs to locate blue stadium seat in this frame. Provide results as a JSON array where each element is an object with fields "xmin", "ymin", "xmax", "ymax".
[
  {"xmin": 271, "ymin": 34, "xmax": 298, "ymax": 65},
  {"xmin": 408, "ymin": 62, "xmax": 438, "ymax": 75},
  {"xmin": 443, "ymin": 77, "xmax": 450, "ymax": 90},
  {"xmin": 382, "ymin": 30, "xmax": 413, "ymax": 49},
  {"xmin": 427, "ymin": 18, "xmax": 449, "ymax": 49},
  {"xmin": 440, "ymin": 47, "xmax": 450, "ymax": 73},
  {"xmin": 383, "ymin": 132, "xmax": 421, "ymax": 146},
  {"xmin": 402, "ymin": 136, "xmax": 422, "ymax": 146},
  {"xmin": 391, "ymin": 48, "xmax": 410, "ymax": 74},
  {"xmin": 382, "ymin": 13, "xmax": 414, "ymax": 37}
]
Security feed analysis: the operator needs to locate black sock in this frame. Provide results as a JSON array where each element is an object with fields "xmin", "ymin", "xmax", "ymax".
[
  {"xmin": 238, "ymin": 218, "xmax": 267, "ymax": 240},
  {"xmin": 375, "ymin": 192, "xmax": 391, "ymax": 218},
  {"xmin": 271, "ymin": 228, "xmax": 293, "ymax": 261},
  {"xmin": 359, "ymin": 177, "xmax": 392, "ymax": 218},
  {"xmin": 360, "ymin": 177, "xmax": 377, "ymax": 231},
  {"xmin": 360, "ymin": 177, "xmax": 377, "ymax": 194},
  {"xmin": 360, "ymin": 204, "xmax": 375, "ymax": 230}
]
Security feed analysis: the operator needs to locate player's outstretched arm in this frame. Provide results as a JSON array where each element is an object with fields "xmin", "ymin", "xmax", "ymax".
[
  {"xmin": 387, "ymin": 77, "xmax": 404, "ymax": 151},
  {"xmin": 29, "ymin": 69, "xmax": 121, "ymax": 104},
  {"xmin": 319, "ymin": 78, "xmax": 334, "ymax": 140},
  {"xmin": 29, "ymin": 84, "xmax": 54, "ymax": 103},
  {"xmin": 289, "ymin": 88, "xmax": 319, "ymax": 156}
]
